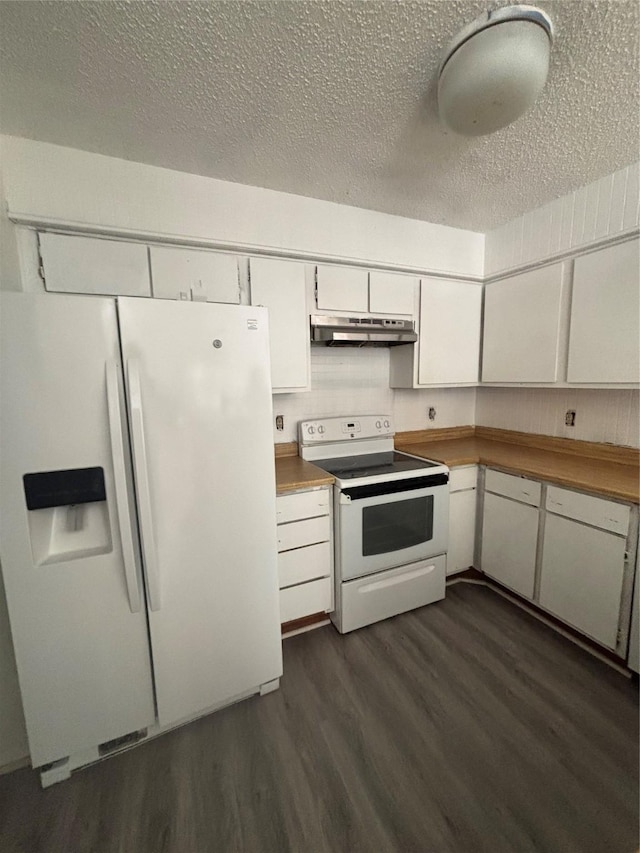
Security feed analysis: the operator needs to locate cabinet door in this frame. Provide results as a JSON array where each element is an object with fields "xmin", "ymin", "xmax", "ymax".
[
  {"xmin": 567, "ymin": 238, "xmax": 640, "ymax": 383},
  {"xmin": 316, "ymin": 265, "xmax": 368, "ymax": 312},
  {"xmin": 250, "ymin": 257, "xmax": 309, "ymax": 391},
  {"xmin": 419, "ymin": 278, "xmax": 482, "ymax": 384},
  {"xmin": 369, "ymin": 272, "xmax": 416, "ymax": 315},
  {"xmin": 539, "ymin": 514, "xmax": 626, "ymax": 649},
  {"xmin": 481, "ymin": 492, "xmax": 538, "ymax": 598},
  {"xmin": 482, "ymin": 263, "xmax": 565, "ymax": 382},
  {"xmin": 149, "ymin": 246, "xmax": 239, "ymax": 303},
  {"xmin": 39, "ymin": 233, "xmax": 150, "ymax": 297},
  {"xmin": 447, "ymin": 488, "xmax": 477, "ymax": 575}
]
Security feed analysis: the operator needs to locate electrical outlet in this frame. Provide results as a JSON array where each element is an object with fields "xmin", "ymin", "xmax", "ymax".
[
  {"xmin": 428, "ymin": 407, "xmax": 436, "ymax": 421},
  {"xmin": 565, "ymin": 410, "xmax": 576, "ymax": 427},
  {"xmin": 275, "ymin": 414, "xmax": 284, "ymax": 431}
]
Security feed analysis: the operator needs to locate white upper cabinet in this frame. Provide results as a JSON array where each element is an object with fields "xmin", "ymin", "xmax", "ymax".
[
  {"xmin": 39, "ymin": 233, "xmax": 151, "ymax": 297},
  {"xmin": 316, "ymin": 265, "xmax": 369, "ymax": 312},
  {"xmin": 390, "ymin": 277, "xmax": 481, "ymax": 387},
  {"xmin": 149, "ymin": 246, "xmax": 240, "ymax": 303},
  {"xmin": 482, "ymin": 263, "xmax": 565, "ymax": 383},
  {"xmin": 567, "ymin": 237, "xmax": 640, "ymax": 384},
  {"xmin": 316, "ymin": 266, "xmax": 416, "ymax": 315},
  {"xmin": 249, "ymin": 257, "xmax": 309, "ymax": 392},
  {"xmin": 369, "ymin": 271, "xmax": 417, "ymax": 315},
  {"xmin": 418, "ymin": 278, "xmax": 482, "ymax": 384}
]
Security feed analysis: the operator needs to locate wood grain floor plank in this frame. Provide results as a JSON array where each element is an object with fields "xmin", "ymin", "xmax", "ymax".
[{"xmin": 0, "ymin": 583, "xmax": 637, "ymax": 853}]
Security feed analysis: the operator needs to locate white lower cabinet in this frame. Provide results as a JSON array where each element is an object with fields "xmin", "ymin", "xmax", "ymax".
[
  {"xmin": 480, "ymin": 470, "xmax": 637, "ymax": 656},
  {"xmin": 481, "ymin": 491, "xmax": 539, "ymax": 599},
  {"xmin": 539, "ymin": 515, "xmax": 626, "ymax": 648},
  {"xmin": 447, "ymin": 465, "xmax": 477, "ymax": 575},
  {"xmin": 539, "ymin": 486, "xmax": 630, "ymax": 649},
  {"xmin": 276, "ymin": 486, "xmax": 333, "ymax": 624}
]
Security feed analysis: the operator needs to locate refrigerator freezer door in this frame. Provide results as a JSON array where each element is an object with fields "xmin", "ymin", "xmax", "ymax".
[
  {"xmin": 118, "ymin": 298, "xmax": 282, "ymax": 727},
  {"xmin": 0, "ymin": 294, "xmax": 155, "ymax": 768}
]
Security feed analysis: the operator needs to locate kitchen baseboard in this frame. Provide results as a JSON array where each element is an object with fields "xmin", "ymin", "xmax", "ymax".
[
  {"xmin": 281, "ymin": 611, "xmax": 330, "ymax": 638},
  {"xmin": 0, "ymin": 755, "xmax": 30, "ymax": 777}
]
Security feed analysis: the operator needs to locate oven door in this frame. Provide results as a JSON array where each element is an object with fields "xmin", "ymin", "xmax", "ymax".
[{"xmin": 336, "ymin": 474, "xmax": 449, "ymax": 581}]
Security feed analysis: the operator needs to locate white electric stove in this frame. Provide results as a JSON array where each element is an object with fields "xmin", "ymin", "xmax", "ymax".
[{"xmin": 299, "ymin": 415, "xmax": 449, "ymax": 633}]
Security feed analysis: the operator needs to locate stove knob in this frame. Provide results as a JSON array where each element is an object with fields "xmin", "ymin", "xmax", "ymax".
[
  {"xmin": 383, "ymin": 419, "xmax": 390, "ymax": 429},
  {"xmin": 318, "ymin": 425, "xmax": 325, "ymax": 434},
  {"xmin": 375, "ymin": 420, "xmax": 382, "ymax": 429},
  {"xmin": 307, "ymin": 425, "xmax": 315, "ymax": 435}
]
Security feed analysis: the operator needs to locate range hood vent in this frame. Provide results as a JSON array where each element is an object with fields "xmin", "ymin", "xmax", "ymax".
[{"xmin": 310, "ymin": 315, "xmax": 417, "ymax": 347}]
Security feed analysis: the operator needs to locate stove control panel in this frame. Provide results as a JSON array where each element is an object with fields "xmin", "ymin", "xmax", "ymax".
[{"xmin": 299, "ymin": 415, "xmax": 393, "ymax": 444}]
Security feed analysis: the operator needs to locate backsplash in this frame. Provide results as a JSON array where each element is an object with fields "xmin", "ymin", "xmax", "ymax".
[
  {"xmin": 272, "ymin": 348, "xmax": 476, "ymax": 443},
  {"xmin": 476, "ymin": 388, "xmax": 640, "ymax": 448}
]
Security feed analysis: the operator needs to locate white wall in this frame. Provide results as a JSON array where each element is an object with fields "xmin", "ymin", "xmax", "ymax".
[
  {"xmin": 273, "ymin": 348, "xmax": 476, "ymax": 443},
  {"xmin": 485, "ymin": 161, "xmax": 640, "ymax": 276},
  {"xmin": 476, "ymin": 388, "xmax": 640, "ymax": 448},
  {"xmin": 0, "ymin": 136, "xmax": 484, "ymax": 279}
]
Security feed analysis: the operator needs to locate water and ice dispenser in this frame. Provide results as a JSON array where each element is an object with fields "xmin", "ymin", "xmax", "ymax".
[{"xmin": 23, "ymin": 467, "xmax": 112, "ymax": 565}]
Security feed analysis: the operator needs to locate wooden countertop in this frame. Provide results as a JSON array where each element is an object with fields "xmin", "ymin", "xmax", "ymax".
[
  {"xmin": 275, "ymin": 427, "xmax": 639, "ymax": 502},
  {"xmin": 399, "ymin": 432, "xmax": 639, "ymax": 504},
  {"xmin": 275, "ymin": 454, "xmax": 335, "ymax": 494}
]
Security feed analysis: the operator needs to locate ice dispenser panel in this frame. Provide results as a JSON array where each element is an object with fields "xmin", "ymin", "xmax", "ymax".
[{"xmin": 23, "ymin": 467, "xmax": 112, "ymax": 565}]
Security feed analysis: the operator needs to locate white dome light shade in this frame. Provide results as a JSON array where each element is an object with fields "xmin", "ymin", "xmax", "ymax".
[{"xmin": 438, "ymin": 5, "xmax": 553, "ymax": 136}]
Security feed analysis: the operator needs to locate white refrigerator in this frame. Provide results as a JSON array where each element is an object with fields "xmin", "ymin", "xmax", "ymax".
[{"xmin": 0, "ymin": 293, "xmax": 283, "ymax": 783}]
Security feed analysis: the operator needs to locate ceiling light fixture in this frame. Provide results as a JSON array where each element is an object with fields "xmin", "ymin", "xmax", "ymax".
[{"xmin": 437, "ymin": 4, "xmax": 554, "ymax": 136}]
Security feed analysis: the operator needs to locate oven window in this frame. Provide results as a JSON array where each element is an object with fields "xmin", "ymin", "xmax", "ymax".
[{"xmin": 362, "ymin": 495, "xmax": 433, "ymax": 556}]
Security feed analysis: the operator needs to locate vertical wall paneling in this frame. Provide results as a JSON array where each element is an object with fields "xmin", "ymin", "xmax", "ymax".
[
  {"xmin": 570, "ymin": 185, "xmax": 588, "ymax": 249},
  {"xmin": 548, "ymin": 196, "xmax": 563, "ymax": 256},
  {"xmin": 484, "ymin": 162, "xmax": 640, "ymax": 276},
  {"xmin": 593, "ymin": 173, "xmax": 613, "ymax": 241},
  {"xmin": 475, "ymin": 387, "xmax": 640, "ymax": 447},
  {"xmin": 558, "ymin": 192, "xmax": 574, "ymax": 255},
  {"xmin": 622, "ymin": 162, "xmax": 640, "ymax": 232},
  {"xmin": 609, "ymin": 167, "xmax": 628, "ymax": 234},
  {"xmin": 582, "ymin": 180, "xmax": 600, "ymax": 246}
]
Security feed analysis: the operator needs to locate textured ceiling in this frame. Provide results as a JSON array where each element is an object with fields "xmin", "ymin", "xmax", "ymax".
[{"xmin": 0, "ymin": 1, "xmax": 638, "ymax": 231}]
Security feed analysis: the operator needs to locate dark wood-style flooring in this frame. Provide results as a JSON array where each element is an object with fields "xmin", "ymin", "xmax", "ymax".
[{"xmin": 0, "ymin": 582, "xmax": 637, "ymax": 853}]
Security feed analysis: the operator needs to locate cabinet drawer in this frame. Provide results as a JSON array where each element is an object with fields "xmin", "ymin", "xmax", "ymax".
[
  {"xmin": 485, "ymin": 469, "xmax": 541, "ymax": 506},
  {"xmin": 449, "ymin": 465, "xmax": 477, "ymax": 493},
  {"xmin": 279, "ymin": 577, "xmax": 332, "ymax": 623},
  {"xmin": 546, "ymin": 486, "xmax": 630, "ymax": 536},
  {"xmin": 277, "ymin": 516, "xmax": 330, "ymax": 552},
  {"xmin": 276, "ymin": 489, "xmax": 330, "ymax": 524},
  {"xmin": 278, "ymin": 541, "xmax": 331, "ymax": 589}
]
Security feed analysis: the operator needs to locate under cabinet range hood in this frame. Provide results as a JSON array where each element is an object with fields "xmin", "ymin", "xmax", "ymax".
[{"xmin": 310, "ymin": 315, "xmax": 417, "ymax": 346}]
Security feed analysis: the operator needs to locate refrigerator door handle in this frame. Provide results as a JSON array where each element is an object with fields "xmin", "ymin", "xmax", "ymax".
[
  {"xmin": 127, "ymin": 359, "xmax": 162, "ymax": 612},
  {"xmin": 105, "ymin": 361, "xmax": 141, "ymax": 614}
]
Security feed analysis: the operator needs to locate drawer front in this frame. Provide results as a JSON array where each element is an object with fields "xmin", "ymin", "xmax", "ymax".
[
  {"xmin": 338, "ymin": 556, "xmax": 446, "ymax": 633},
  {"xmin": 449, "ymin": 465, "xmax": 478, "ymax": 493},
  {"xmin": 280, "ymin": 577, "xmax": 332, "ymax": 623},
  {"xmin": 485, "ymin": 469, "xmax": 541, "ymax": 507},
  {"xmin": 546, "ymin": 485, "xmax": 630, "ymax": 536},
  {"xmin": 277, "ymin": 515, "xmax": 331, "ymax": 553},
  {"xmin": 276, "ymin": 489, "xmax": 330, "ymax": 524},
  {"xmin": 278, "ymin": 542, "xmax": 331, "ymax": 589}
]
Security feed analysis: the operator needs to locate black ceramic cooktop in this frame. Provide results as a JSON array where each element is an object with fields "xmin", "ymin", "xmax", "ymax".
[{"xmin": 315, "ymin": 451, "xmax": 440, "ymax": 480}]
